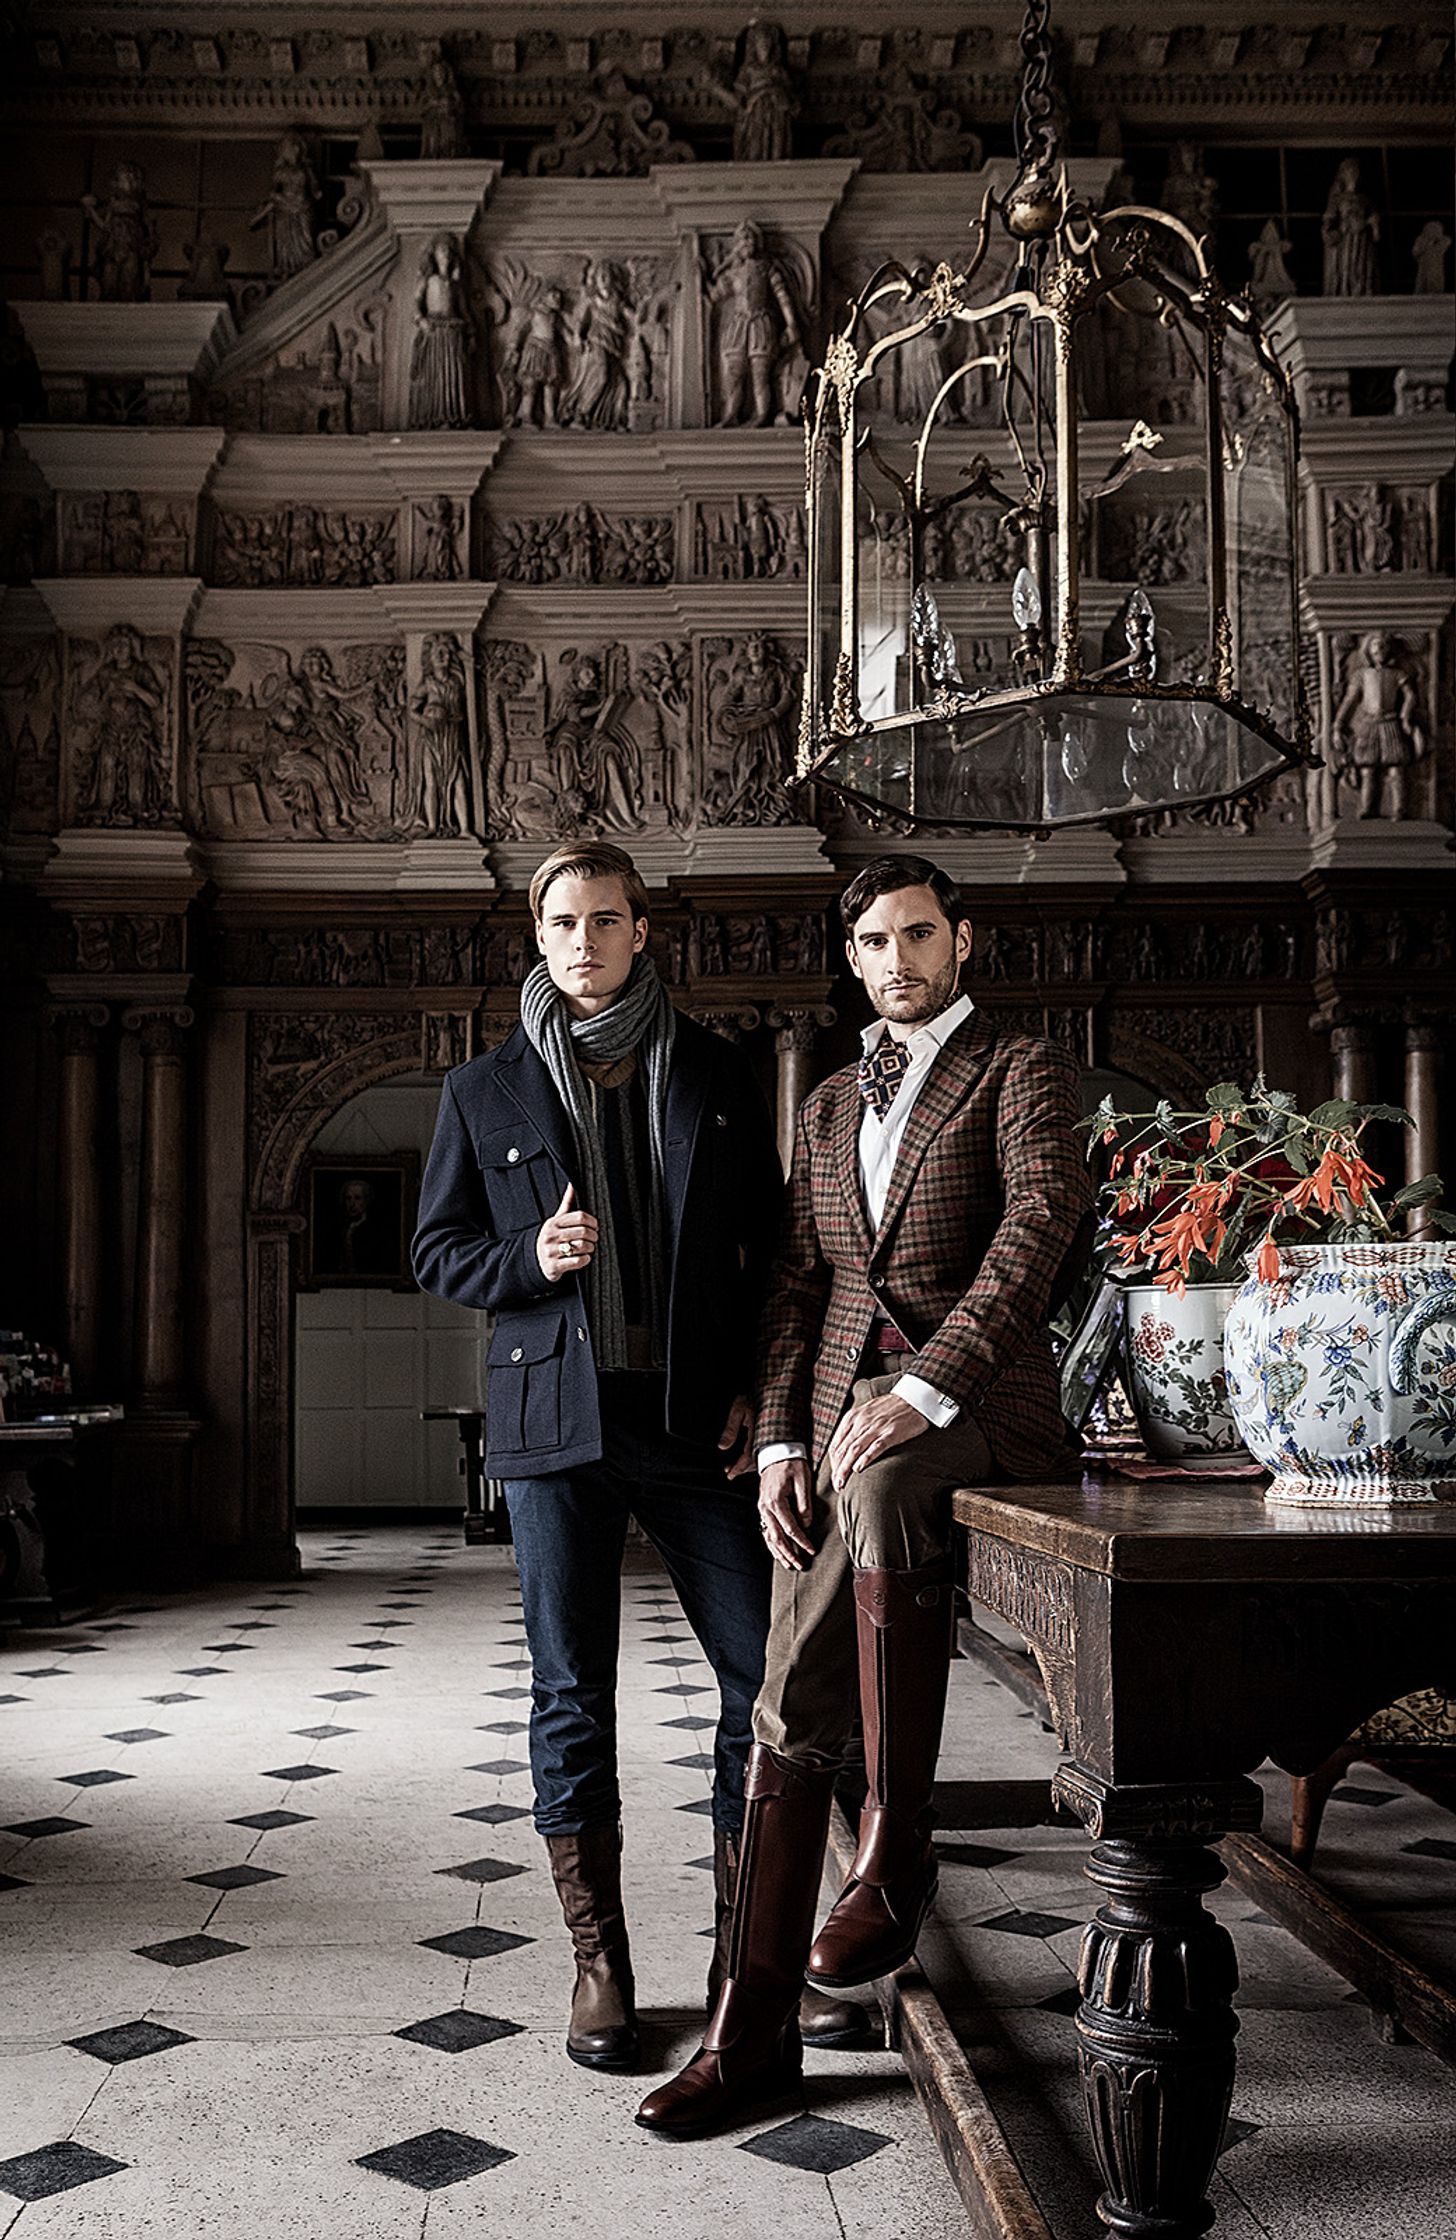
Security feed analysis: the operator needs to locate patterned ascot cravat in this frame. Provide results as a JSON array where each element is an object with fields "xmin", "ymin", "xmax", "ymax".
[{"xmin": 857, "ymin": 1032, "xmax": 914, "ymax": 1120}]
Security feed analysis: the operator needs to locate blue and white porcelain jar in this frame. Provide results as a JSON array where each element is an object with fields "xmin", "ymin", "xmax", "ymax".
[{"xmin": 1223, "ymin": 1239, "xmax": 1456, "ymax": 1505}]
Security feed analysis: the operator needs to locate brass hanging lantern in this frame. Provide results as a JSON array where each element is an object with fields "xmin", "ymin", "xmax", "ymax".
[{"xmin": 798, "ymin": 0, "xmax": 1313, "ymax": 833}]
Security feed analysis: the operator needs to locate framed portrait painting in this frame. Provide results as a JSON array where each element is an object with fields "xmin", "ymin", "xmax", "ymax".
[{"xmin": 299, "ymin": 1153, "xmax": 420, "ymax": 1289}]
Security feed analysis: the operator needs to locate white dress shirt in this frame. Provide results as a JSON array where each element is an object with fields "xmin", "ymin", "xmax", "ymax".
[{"xmin": 758, "ymin": 994, "xmax": 973, "ymax": 1470}]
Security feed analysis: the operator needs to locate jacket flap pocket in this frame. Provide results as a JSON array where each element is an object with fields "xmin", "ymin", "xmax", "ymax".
[
  {"xmin": 479, "ymin": 1124, "xmax": 548, "ymax": 1170},
  {"xmin": 488, "ymin": 1311, "xmax": 565, "ymax": 1368}
]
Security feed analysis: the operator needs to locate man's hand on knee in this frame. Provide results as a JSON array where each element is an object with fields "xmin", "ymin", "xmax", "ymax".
[
  {"xmin": 757, "ymin": 1458, "xmax": 815, "ymax": 1572},
  {"xmin": 829, "ymin": 1393, "xmax": 929, "ymax": 1493}
]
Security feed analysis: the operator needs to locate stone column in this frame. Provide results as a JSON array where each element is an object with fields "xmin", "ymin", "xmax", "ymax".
[
  {"xmin": 1329, "ymin": 1016, "xmax": 1376, "ymax": 1105},
  {"xmin": 769, "ymin": 1005, "xmax": 835, "ymax": 1171},
  {"xmin": 52, "ymin": 1003, "xmax": 109, "ymax": 1393},
  {"xmin": 123, "ymin": 1004, "xmax": 194, "ymax": 1409},
  {"xmin": 1403, "ymin": 1017, "xmax": 1441, "ymax": 1236}
]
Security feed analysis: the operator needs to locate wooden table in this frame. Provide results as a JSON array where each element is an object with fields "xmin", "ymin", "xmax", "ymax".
[{"xmin": 952, "ymin": 1475, "xmax": 1456, "ymax": 2240}]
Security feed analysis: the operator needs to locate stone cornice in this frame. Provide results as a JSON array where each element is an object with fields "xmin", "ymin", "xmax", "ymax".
[
  {"xmin": 16, "ymin": 302, "xmax": 236, "ymax": 382},
  {"xmin": 33, "ymin": 575, "xmax": 204, "ymax": 633},
  {"xmin": 18, "ymin": 424, "xmax": 227, "ymax": 497}
]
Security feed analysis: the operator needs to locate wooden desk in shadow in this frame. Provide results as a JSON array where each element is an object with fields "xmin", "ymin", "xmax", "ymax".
[{"xmin": 952, "ymin": 1475, "xmax": 1456, "ymax": 2240}]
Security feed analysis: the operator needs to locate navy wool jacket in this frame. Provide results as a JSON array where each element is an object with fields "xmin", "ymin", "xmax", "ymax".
[{"xmin": 412, "ymin": 1016, "xmax": 784, "ymax": 1479}]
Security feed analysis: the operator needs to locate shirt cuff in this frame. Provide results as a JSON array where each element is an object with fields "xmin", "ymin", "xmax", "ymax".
[
  {"xmin": 893, "ymin": 1373, "xmax": 959, "ymax": 1429},
  {"xmin": 756, "ymin": 1440, "xmax": 808, "ymax": 1471}
]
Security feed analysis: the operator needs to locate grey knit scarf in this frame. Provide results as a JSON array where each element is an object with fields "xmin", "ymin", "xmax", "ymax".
[{"xmin": 519, "ymin": 953, "xmax": 676, "ymax": 1370}]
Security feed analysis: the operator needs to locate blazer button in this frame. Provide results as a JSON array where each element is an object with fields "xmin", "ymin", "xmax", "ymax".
[
  {"xmin": 715, "ymin": 1112, "xmax": 728, "ymax": 1127},
  {"xmin": 576, "ymin": 1326, "xmax": 587, "ymax": 1343},
  {"xmin": 510, "ymin": 1346, "xmax": 524, "ymax": 1363},
  {"xmin": 507, "ymin": 1146, "xmax": 521, "ymax": 1163},
  {"xmin": 845, "ymin": 1343, "xmax": 857, "ymax": 1361}
]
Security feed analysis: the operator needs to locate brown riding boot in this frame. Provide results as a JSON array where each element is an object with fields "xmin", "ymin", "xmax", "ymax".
[
  {"xmin": 637, "ymin": 1746, "xmax": 833, "ymax": 2138},
  {"xmin": 545, "ymin": 1824, "xmax": 638, "ymax": 2070},
  {"xmin": 707, "ymin": 1827, "xmax": 872, "ymax": 2051},
  {"xmin": 806, "ymin": 1556, "xmax": 955, "ymax": 1990}
]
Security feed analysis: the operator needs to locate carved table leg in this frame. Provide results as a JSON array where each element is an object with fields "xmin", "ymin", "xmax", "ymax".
[{"xmin": 1075, "ymin": 1836, "xmax": 1238, "ymax": 2239}]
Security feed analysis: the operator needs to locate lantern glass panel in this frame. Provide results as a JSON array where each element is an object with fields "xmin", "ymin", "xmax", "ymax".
[
  {"xmin": 1222, "ymin": 327, "xmax": 1298, "ymax": 739},
  {"xmin": 810, "ymin": 420, "xmax": 842, "ymax": 732},
  {"xmin": 856, "ymin": 469, "xmax": 913, "ymax": 721}
]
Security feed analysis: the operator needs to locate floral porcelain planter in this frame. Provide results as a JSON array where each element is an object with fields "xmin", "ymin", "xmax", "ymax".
[
  {"xmin": 1122, "ymin": 1282, "xmax": 1245, "ymax": 1466},
  {"xmin": 1223, "ymin": 1240, "xmax": 1456, "ymax": 1506}
]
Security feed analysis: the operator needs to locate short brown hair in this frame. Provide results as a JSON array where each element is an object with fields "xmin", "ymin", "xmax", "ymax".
[
  {"xmin": 839, "ymin": 854, "xmax": 964, "ymax": 936},
  {"xmin": 528, "ymin": 839, "xmax": 650, "ymax": 925}
]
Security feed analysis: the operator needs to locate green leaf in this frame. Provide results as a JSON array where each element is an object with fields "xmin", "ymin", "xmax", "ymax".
[
  {"xmin": 1204, "ymin": 1082, "xmax": 1247, "ymax": 1112},
  {"xmin": 1425, "ymin": 1209, "xmax": 1456, "ymax": 1235},
  {"xmin": 1392, "ymin": 1174, "xmax": 1446, "ymax": 1209},
  {"xmin": 1352, "ymin": 1103, "xmax": 1414, "ymax": 1128},
  {"xmin": 1306, "ymin": 1100, "xmax": 1356, "ymax": 1130},
  {"xmin": 1283, "ymin": 1138, "xmax": 1311, "ymax": 1174}
]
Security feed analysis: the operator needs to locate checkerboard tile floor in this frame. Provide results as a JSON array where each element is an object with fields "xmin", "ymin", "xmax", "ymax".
[{"xmin": 0, "ymin": 1529, "xmax": 963, "ymax": 2240}]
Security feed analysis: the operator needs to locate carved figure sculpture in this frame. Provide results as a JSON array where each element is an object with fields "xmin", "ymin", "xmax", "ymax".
[
  {"xmin": 265, "ymin": 645, "xmax": 374, "ymax": 832},
  {"xmin": 512, "ymin": 282, "xmax": 568, "ymax": 426},
  {"xmin": 75, "ymin": 623, "xmax": 171, "ymax": 823},
  {"xmin": 251, "ymin": 132, "xmax": 319, "ymax": 282},
  {"xmin": 1247, "ymin": 218, "xmax": 1296, "ymax": 307},
  {"xmin": 1160, "ymin": 143, "xmax": 1218, "ymax": 245},
  {"xmin": 409, "ymin": 232, "xmax": 472, "ymax": 429},
  {"xmin": 1412, "ymin": 221, "xmax": 1452, "ymax": 296},
  {"xmin": 413, "ymin": 633, "xmax": 472, "ymax": 835},
  {"xmin": 708, "ymin": 221, "xmax": 802, "ymax": 427},
  {"xmin": 82, "ymin": 162, "xmax": 156, "ymax": 302},
  {"xmin": 417, "ymin": 495, "xmax": 463, "ymax": 581},
  {"xmin": 563, "ymin": 261, "xmax": 632, "ymax": 429},
  {"xmin": 1353, "ymin": 485, "xmax": 1396, "ymax": 573},
  {"xmin": 179, "ymin": 236, "xmax": 232, "ymax": 303},
  {"xmin": 1322, "ymin": 161, "xmax": 1379, "ymax": 297},
  {"xmin": 549, "ymin": 653, "xmax": 642, "ymax": 831},
  {"xmin": 707, "ymin": 633, "xmax": 796, "ymax": 823},
  {"xmin": 1332, "ymin": 632, "xmax": 1426, "ymax": 820},
  {"xmin": 419, "ymin": 53, "xmax": 468, "ymax": 160},
  {"xmin": 699, "ymin": 20, "xmax": 796, "ymax": 161}
]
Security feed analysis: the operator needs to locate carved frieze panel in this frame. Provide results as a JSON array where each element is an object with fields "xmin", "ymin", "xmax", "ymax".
[
  {"xmin": 219, "ymin": 923, "xmax": 483, "ymax": 989},
  {"xmin": 526, "ymin": 68, "xmax": 692, "ymax": 177},
  {"xmin": 1327, "ymin": 628, "xmax": 1435, "ymax": 822},
  {"xmin": 479, "ymin": 634, "xmax": 691, "ymax": 840},
  {"xmin": 487, "ymin": 504, "xmax": 673, "ymax": 586},
  {"xmin": 185, "ymin": 636, "xmax": 411, "ymax": 840},
  {"xmin": 702, "ymin": 225, "xmax": 812, "ymax": 428},
  {"xmin": 1322, "ymin": 485, "xmax": 1434, "ymax": 574},
  {"xmin": 687, "ymin": 911, "xmax": 827, "ymax": 978},
  {"xmin": 65, "ymin": 623, "xmax": 179, "ymax": 828},
  {"xmin": 59, "ymin": 490, "xmax": 191, "ymax": 575},
  {"xmin": 213, "ymin": 506, "xmax": 397, "ymax": 588},
  {"xmin": 700, "ymin": 633, "xmax": 801, "ymax": 827},
  {"xmin": 210, "ymin": 309, "xmax": 384, "ymax": 435},
  {"xmin": 0, "ymin": 634, "xmax": 61, "ymax": 834},
  {"xmin": 694, "ymin": 498, "xmax": 805, "ymax": 581},
  {"xmin": 484, "ymin": 255, "xmax": 674, "ymax": 433},
  {"xmin": 824, "ymin": 67, "xmax": 982, "ymax": 174},
  {"xmin": 69, "ymin": 912, "xmax": 184, "ymax": 973}
]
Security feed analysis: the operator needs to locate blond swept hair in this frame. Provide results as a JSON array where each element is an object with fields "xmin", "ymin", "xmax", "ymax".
[{"xmin": 527, "ymin": 839, "xmax": 651, "ymax": 925}]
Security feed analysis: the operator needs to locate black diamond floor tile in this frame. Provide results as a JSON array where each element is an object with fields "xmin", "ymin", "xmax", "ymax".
[
  {"xmin": 201, "ymin": 1643, "xmax": 256, "ymax": 1653},
  {"xmin": 58, "ymin": 1643, "xmax": 106, "ymax": 1655},
  {"xmin": 668, "ymin": 1752, "xmax": 715, "ymax": 1771},
  {"xmin": 15, "ymin": 1667, "xmax": 68, "ymax": 1678},
  {"xmin": 484, "ymin": 1686, "xmax": 531, "ymax": 1700},
  {"xmin": 146, "ymin": 1693, "xmax": 202, "ymax": 1705},
  {"xmin": 937, "ymin": 1840, "xmax": 1023, "ymax": 1870},
  {"xmin": 176, "ymin": 1667, "xmax": 229, "ymax": 1677},
  {"xmin": 229, "ymin": 1810, "xmax": 314, "ymax": 1832},
  {"xmin": 348, "ymin": 1640, "xmax": 396, "ymax": 1651},
  {"xmin": 60, "ymin": 1770, "xmax": 134, "ymax": 1788},
  {"xmin": 455, "ymin": 1803, "xmax": 532, "ymax": 1827},
  {"xmin": 660, "ymin": 1716, "xmax": 715, "ymax": 1732},
  {"xmin": 976, "ymin": 1909, "xmax": 1082, "ymax": 1939},
  {"xmin": 68, "ymin": 2020, "xmax": 195, "ymax": 2064},
  {"xmin": 1035, "ymin": 1986, "xmax": 1083, "ymax": 2016},
  {"xmin": 436, "ymin": 1856, "xmax": 530, "ymax": 1885},
  {"xmin": 104, "ymin": 1728, "xmax": 168, "ymax": 1744},
  {"xmin": 0, "ymin": 1695, "xmax": 29, "ymax": 1705},
  {"xmin": 477, "ymin": 1720, "xmax": 528, "ymax": 1735},
  {"xmin": 187, "ymin": 1864, "xmax": 285, "ymax": 1890},
  {"xmin": 1402, "ymin": 1836, "xmax": 1456, "ymax": 1862},
  {"xmin": 1220, "ymin": 2118, "xmax": 1262, "ymax": 2155},
  {"xmin": 335, "ymin": 1663, "xmax": 388, "ymax": 1675},
  {"xmin": 676, "ymin": 1796, "xmax": 714, "ymax": 1817},
  {"xmin": 647, "ymin": 1656, "xmax": 694, "ymax": 1668},
  {"xmin": 686, "ymin": 1855, "xmax": 715, "ymax": 1872},
  {"xmin": 643, "ymin": 1634, "xmax": 691, "ymax": 1646},
  {"xmin": 356, "ymin": 2128, "xmax": 515, "ymax": 2190},
  {"xmin": 232, "ymin": 1621, "xmax": 275, "ymax": 1631},
  {"xmin": 4, "ymin": 1816, "xmax": 90, "ymax": 1839},
  {"xmin": 0, "ymin": 1872, "xmax": 33, "ymax": 1890},
  {"xmin": 317, "ymin": 1689, "xmax": 371, "ymax": 1702},
  {"xmin": 653, "ymin": 1684, "xmax": 712, "ymax": 1698},
  {"xmin": 1330, "ymin": 1785, "xmax": 1399, "ymax": 1807},
  {"xmin": 134, "ymin": 1933, "xmax": 248, "ymax": 1967},
  {"xmin": 0, "ymin": 2143, "xmax": 129, "ymax": 2201},
  {"xmin": 465, "ymin": 1759, "xmax": 529, "ymax": 1777},
  {"xmin": 292, "ymin": 1724, "xmax": 356, "ymax": 1740},
  {"xmin": 260, "ymin": 1764, "xmax": 337, "ymax": 1781},
  {"xmin": 393, "ymin": 2010, "xmax": 525, "ymax": 2054},
  {"xmin": 738, "ymin": 2114, "xmax": 892, "ymax": 2175}
]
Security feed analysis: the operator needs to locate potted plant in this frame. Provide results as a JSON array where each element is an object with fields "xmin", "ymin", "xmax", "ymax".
[{"xmin": 1090, "ymin": 1079, "xmax": 1456, "ymax": 1504}]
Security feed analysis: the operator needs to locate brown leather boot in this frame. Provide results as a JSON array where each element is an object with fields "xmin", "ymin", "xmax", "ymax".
[
  {"xmin": 545, "ymin": 1824, "xmax": 638, "ymax": 2070},
  {"xmin": 707, "ymin": 1827, "xmax": 873, "ymax": 2050},
  {"xmin": 806, "ymin": 1556, "xmax": 954, "ymax": 1990},
  {"xmin": 637, "ymin": 1746, "xmax": 833, "ymax": 2138}
]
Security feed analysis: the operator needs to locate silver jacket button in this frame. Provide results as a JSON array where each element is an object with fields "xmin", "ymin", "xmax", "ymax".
[
  {"xmin": 507, "ymin": 1147, "xmax": 521, "ymax": 1163},
  {"xmin": 576, "ymin": 1326, "xmax": 587, "ymax": 1342},
  {"xmin": 510, "ymin": 1346, "xmax": 524, "ymax": 1363}
]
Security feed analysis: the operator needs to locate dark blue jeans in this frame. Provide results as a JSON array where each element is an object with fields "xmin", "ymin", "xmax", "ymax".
[{"xmin": 503, "ymin": 1373, "xmax": 771, "ymax": 1838}]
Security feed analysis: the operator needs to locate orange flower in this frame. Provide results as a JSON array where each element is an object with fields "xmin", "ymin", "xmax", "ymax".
[
  {"xmin": 1208, "ymin": 1116, "xmax": 1224, "ymax": 1148},
  {"xmin": 1256, "ymin": 1232, "xmax": 1281, "ymax": 1284},
  {"xmin": 1110, "ymin": 1151, "xmax": 1126, "ymax": 1176},
  {"xmin": 1102, "ymin": 1127, "xmax": 1116, "ymax": 1145}
]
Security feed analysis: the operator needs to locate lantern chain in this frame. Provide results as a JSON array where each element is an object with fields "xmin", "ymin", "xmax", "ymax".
[{"xmin": 1012, "ymin": 0, "xmax": 1058, "ymax": 174}]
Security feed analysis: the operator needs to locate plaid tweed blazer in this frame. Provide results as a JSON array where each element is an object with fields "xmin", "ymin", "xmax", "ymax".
[{"xmin": 756, "ymin": 1011, "xmax": 1091, "ymax": 1479}]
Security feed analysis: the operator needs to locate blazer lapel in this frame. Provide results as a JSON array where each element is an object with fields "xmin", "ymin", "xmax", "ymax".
[
  {"xmin": 831, "ymin": 1069, "xmax": 872, "ymax": 1248},
  {"xmin": 872, "ymin": 1013, "xmax": 997, "ymax": 1255},
  {"xmin": 496, "ymin": 1031, "xmax": 578, "ymax": 1185}
]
